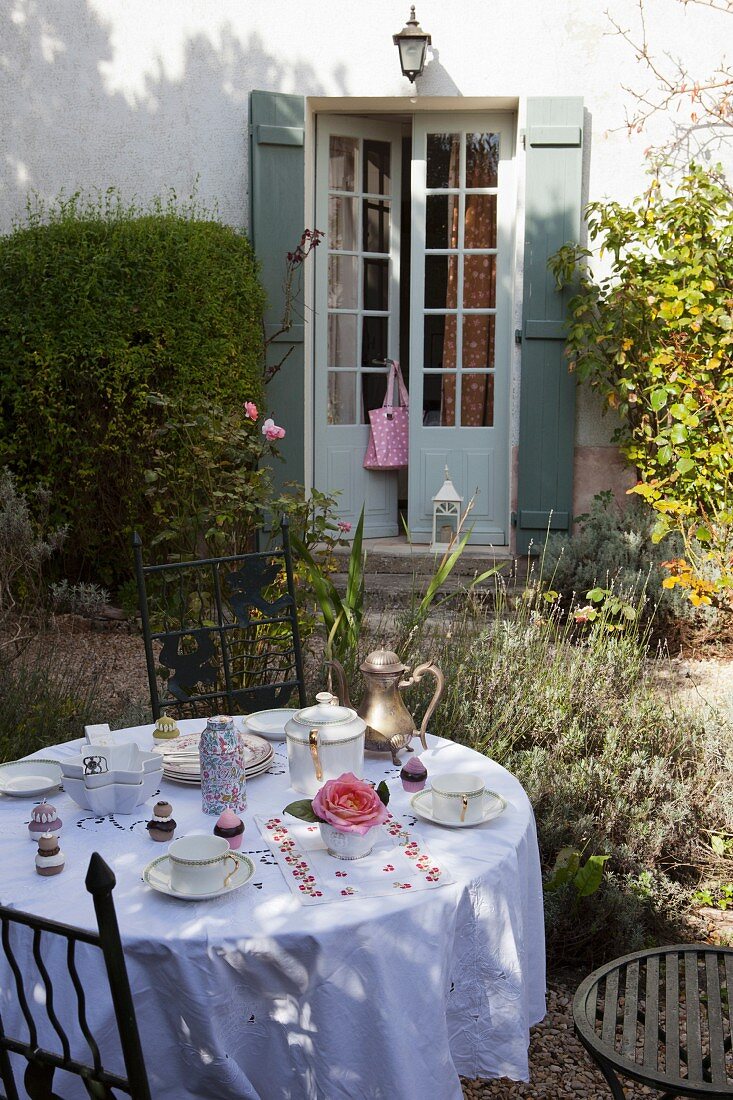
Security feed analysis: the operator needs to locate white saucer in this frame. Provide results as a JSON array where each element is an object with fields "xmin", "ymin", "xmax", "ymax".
[
  {"xmin": 242, "ymin": 709, "xmax": 299, "ymax": 742},
  {"xmin": 142, "ymin": 851, "xmax": 255, "ymax": 900},
  {"xmin": 410, "ymin": 787, "xmax": 507, "ymax": 827},
  {"xmin": 0, "ymin": 759, "xmax": 63, "ymax": 798}
]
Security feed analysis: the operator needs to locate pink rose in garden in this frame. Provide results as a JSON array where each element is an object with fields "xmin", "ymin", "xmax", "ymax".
[
  {"xmin": 337, "ymin": 521, "xmax": 352, "ymax": 533},
  {"xmin": 312, "ymin": 773, "xmax": 390, "ymax": 835},
  {"xmin": 262, "ymin": 417, "xmax": 286, "ymax": 441},
  {"xmin": 244, "ymin": 401, "xmax": 258, "ymax": 421}
]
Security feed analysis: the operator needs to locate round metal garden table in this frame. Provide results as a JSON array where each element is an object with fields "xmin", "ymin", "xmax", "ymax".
[{"xmin": 574, "ymin": 945, "xmax": 733, "ymax": 1098}]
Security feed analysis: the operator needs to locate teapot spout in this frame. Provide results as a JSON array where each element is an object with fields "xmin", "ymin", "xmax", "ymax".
[{"xmin": 325, "ymin": 659, "xmax": 352, "ymax": 709}]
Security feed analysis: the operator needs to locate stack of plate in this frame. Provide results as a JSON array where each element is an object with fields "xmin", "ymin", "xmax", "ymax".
[{"xmin": 154, "ymin": 730, "xmax": 274, "ymax": 786}]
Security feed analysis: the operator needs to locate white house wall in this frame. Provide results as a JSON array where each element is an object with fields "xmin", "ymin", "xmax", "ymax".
[{"xmin": 2, "ymin": 0, "xmax": 730, "ymax": 526}]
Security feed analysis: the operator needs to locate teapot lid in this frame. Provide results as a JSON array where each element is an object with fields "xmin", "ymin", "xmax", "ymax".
[
  {"xmin": 360, "ymin": 646, "xmax": 407, "ymax": 675},
  {"xmin": 289, "ymin": 693, "xmax": 363, "ymax": 739}
]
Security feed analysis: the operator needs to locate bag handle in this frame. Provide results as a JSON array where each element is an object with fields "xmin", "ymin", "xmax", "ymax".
[{"xmin": 383, "ymin": 359, "xmax": 409, "ymax": 410}]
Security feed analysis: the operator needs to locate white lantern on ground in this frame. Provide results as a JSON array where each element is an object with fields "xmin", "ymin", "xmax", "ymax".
[{"xmin": 431, "ymin": 467, "xmax": 463, "ymax": 551}]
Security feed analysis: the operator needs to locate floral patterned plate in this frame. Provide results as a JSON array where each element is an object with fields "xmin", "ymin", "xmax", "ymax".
[{"xmin": 154, "ymin": 731, "xmax": 273, "ymax": 780}]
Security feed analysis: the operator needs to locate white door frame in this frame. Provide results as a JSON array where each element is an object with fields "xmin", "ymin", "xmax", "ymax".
[{"xmin": 305, "ymin": 97, "xmax": 520, "ymax": 543}]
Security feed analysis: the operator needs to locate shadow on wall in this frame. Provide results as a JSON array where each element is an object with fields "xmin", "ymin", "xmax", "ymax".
[{"xmin": 0, "ymin": 0, "xmax": 331, "ymax": 231}]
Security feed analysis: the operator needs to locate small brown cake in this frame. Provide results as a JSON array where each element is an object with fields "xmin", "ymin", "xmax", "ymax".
[
  {"xmin": 35, "ymin": 832, "xmax": 65, "ymax": 876},
  {"xmin": 146, "ymin": 800, "xmax": 176, "ymax": 842}
]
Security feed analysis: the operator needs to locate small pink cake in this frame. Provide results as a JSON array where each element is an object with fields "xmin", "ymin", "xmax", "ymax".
[
  {"xmin": 28, "ymin": 801, "xmax": 63, "ymax": 842},
  {"xmin": 400, "ymin": 755, "xmax": 428, "ymax": 793},
  {"xmin": 214, "ymin": 809, "xmax": 245, "ymax": 850}
]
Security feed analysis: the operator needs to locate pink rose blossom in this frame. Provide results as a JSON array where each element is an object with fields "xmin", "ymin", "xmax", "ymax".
[
  {"xmin": 262, "ymin": 417, "xmax": 286, "ymax": 441},
  {"xmin": 337, "ymin": 521, "xmax": 352, "ymax": 533},
  {"xmin": 312, "ymin": 773, "xmax": 390, "ymax": 835},
  {"xmin": 244, "ymin": 401, "xmax": 258, "ymax": 421}
]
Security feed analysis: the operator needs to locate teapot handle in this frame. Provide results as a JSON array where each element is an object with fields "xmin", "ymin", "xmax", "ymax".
[
  {"xmin": 399, "ymin": 661, "xmax": 445, "ymax": 751},
  {"xmin": 309, "ymin": 729, "xmax": 323, "ymax": 781}
]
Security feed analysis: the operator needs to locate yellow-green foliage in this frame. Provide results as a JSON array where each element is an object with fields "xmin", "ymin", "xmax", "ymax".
[
  {"xmin": 550, "ymin": 166, "xmax": 732, "ymax": 609},
  {"xmin": 0, "ymin": 191, "xmax": 265, "ymax": 584}
]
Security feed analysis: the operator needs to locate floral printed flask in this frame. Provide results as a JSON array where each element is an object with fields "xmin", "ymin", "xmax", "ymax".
[{"xmin": 199, "ymin": 716, "xmax": 247, "ymax": 815}]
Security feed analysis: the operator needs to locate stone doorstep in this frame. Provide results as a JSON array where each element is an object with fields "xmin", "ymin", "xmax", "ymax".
[{"xmin": 328, "ymin": 539, "xmax": 517, "ymax": 578}]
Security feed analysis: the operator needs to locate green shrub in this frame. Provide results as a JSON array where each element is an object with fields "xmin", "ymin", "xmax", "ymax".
[
  {"xmin": 539, "ymin": 491, "xmax": 700, "ymax": 631},
  {"xmin": 0, "ymin": 191, "xmax": 265, "ymax": 585},
  {"xmin": 0, "ymin": 467, "xmax": 66, "ymax": 665},
  {"xmin": 395, "ymin": 590, "xmax": 733, "ymax": 964},
  {"xmin": 0, "ymin": 647, "xmax": 106, "ymax": 761},
  {"xmin": 551, "ymin": 165, "xmax": 733, "ymax": 612}
]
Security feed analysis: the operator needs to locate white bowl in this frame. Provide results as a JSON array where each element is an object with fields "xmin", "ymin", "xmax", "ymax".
[
  {"xmin": 64, "ymin": 769, "xmax": 161, "ymax": 815},
  {"xmin": 61, "ymin": 748, "xmax": 162, "ymax": 786}
]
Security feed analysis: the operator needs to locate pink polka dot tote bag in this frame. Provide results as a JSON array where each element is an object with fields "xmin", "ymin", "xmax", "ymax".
[{"xmin": 363, "ymin": 360, "xmax": 409, "ymax": 470}]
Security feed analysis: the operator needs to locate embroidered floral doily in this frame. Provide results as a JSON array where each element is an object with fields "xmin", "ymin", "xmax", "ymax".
[{"xmin": 256, "ymin": 813, "xmax": 454, "ymax": 905}]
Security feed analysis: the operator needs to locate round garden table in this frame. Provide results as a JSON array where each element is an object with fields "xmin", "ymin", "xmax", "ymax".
[{"xmin": 0, "ymin": 726, "xmax": 546, "ymax": 1100}]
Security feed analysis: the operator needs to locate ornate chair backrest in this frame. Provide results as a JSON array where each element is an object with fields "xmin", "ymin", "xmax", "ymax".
[
  {"xmin": 133, "ymin": 517, "xmax": 307, "ymax": 719},
  {"xmin": 0, "ymin": 853, "xmax": 150, "ymax": 1100}
]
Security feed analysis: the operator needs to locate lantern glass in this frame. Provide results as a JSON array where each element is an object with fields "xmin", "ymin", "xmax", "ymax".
[
  {"xmin": 398, "ymin": 38, "xmax": 426, "ymax": 80},
  {"xmin": 431, "ymin": 501, "xmax": 461, "ymax": 551}
]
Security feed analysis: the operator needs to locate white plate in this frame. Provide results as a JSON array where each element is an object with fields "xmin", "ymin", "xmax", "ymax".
[
  {"xmin": 162, "ymin": 756, "xmax": 274, "ymax": 785},
  {"xmin": 154, "ymin": 731, "xmax": 273, "ymax": 775},
  {"xmin": 0, "ymin": 759, "xmax": 63, "ymax": 798},
  {"xmin": 410, "ymin": 788, "xmax": 507, "ymax": 828},
  {"xmin": 142, "ymin": 851, "xmax": 255, "ymax": 900},
  {"xmin": 242, "ymin": 709, "xmax": 299, "ymax": 742}
]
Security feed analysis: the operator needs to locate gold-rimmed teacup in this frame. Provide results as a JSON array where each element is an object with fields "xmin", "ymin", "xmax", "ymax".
[
  {"xmin": 168, "ymin": 835, "xmax": 237, "ymax": 894},
  {"xmin": 430, "ymin": 774, "xmax": 485, "ymax": 824}
]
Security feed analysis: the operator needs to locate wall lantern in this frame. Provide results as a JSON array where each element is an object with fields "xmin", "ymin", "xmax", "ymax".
[
  {"xmin": 431, "ymin": 467, "xmax": 463, "ymax": 552},
  {"xmin": 393, "ymin": 6, "xmax": 432, "ymax": 84}
]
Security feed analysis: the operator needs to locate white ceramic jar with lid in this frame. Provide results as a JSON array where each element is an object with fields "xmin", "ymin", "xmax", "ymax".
[{"xmin": 285, "ymin": 692, "xmax": 366, "ymax": 796}]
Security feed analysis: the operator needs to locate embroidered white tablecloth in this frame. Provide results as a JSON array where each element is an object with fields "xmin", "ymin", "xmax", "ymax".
[{"xmin": 0, "ymin": 727, "xmax": 546, "ymax": 1100}]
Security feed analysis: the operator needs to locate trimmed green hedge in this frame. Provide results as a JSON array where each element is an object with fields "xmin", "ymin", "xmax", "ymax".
[{"xmin": 0, "ymin": 193, "xmax": 265, "ymax": 584}]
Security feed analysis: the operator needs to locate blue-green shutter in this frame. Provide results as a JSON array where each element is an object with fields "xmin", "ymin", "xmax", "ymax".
[
  {"xmin": 515, "ymin": 97, "xmax": 584, "ymax": 554},
  {"xmin": 249, "ymin": 91, "xmax": 306, "ymax": 486}
]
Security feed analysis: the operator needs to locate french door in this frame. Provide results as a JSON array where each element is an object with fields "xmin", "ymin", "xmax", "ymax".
[
  {"xmin": 314, "ymin": 116, "xmax": 404, "ymax": 536},
  {"xmin": 407, "ymin": 113, "xmax": 514, "ymax": 543},
  {"xmin": 313, "ymin": 111, "xmax": 514, "ymax": 543}
]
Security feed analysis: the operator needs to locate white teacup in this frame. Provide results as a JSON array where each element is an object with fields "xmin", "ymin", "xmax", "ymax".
[
  {"xmin": 168, "ymin": 835, "xmax": 238, "ymax": 895},
  {"xmin": 431, "ymin": 773, "xmax": 485, "ymax": 824}
]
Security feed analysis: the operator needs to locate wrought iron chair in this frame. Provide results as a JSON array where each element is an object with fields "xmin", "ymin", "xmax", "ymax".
[
  {"xmin": 133, "ymin": 517, "xmax": 307, "ymax": 719},
  {"xmin": 0, "ymin": 853, "xmax": 151, "ymax": 1100},
  {"xmin": 574, "ymin": 945, "xmax": 733, "ymax": 1098}
]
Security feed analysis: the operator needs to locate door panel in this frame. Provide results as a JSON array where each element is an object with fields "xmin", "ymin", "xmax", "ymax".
[
  {"xmin": 314, "ymin": 116, "xmax": 404, "ymax": 536},
  {"xmin": 408, "ymin": 114, "xmax": 514, "ymax": 544}
]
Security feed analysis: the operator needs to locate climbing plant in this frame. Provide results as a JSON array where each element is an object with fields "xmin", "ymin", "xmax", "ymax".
[{"xmin": 550, "ymin": 165, "xmax": 733, "ymax": 610}]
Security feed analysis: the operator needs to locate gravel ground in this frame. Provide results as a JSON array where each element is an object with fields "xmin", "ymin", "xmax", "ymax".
[
  {"xmin": 42, "ymin": 619, "xmax": 733, "ymax": 1099},
  {"xmin": 460, "ymin": 983, "xmax": 657, "ymax": 1099}
]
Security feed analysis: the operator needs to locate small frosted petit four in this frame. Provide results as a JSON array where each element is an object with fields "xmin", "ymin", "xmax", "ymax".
[
  {"xmin": 153, "ymin": 713, "xmax": 180, "ymax": 740},
  {"xmin": 146, "ymin": 800, "xmax": 176, "ymax": 842},
  {"xmin": 28, "ymin": 801, "xmax": 63, "ymax": 841},
  {"xmin": 400, "ymin": 755, "xmax": 428, "ymax": 793},
  {"xmin": 35, "ymin": 833, "xmax": 65, "ymax": 876},
  {"xmin": 213, "ymin": 809, "xmax": 245, "ymax": 850}
]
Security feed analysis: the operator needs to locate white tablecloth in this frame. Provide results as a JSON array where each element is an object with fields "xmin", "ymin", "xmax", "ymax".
[{"xmin": 0, "ymin": 727, "xmax": 546, "ymax": 1100}]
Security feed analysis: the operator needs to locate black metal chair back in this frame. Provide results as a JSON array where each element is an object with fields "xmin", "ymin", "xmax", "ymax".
[
  {"xmin": 0, "ymin": 853, "xmax": 151, "ymax": 1100},
  {"xmin": 133, "ymin": 517, "xmax": 307, "ymax": 719}
]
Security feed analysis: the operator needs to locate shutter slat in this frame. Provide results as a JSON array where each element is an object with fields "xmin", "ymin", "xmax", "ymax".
[{"xmin": 515, "ymin": 97, "xmax": 584, "ymax": 554}]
